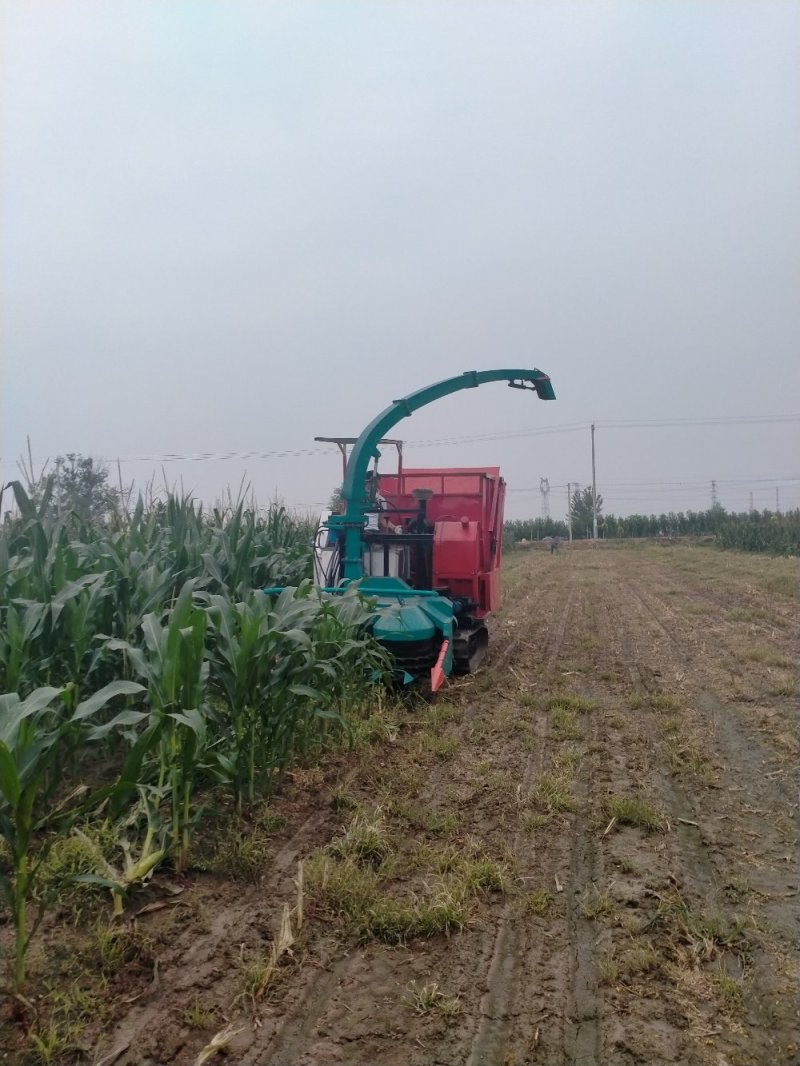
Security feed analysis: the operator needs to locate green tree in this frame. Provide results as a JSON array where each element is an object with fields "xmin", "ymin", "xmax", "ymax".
[
  {"xmin": 570, "ymin": 486, "xmax": 602, "ymax": 535},
  {"xmin": 52, "ymin": 454, "xmax": 120, "ymax": 521},
  {"xmin": 327, "ymin": 485, "xmax": 344, "ymax": 513}
]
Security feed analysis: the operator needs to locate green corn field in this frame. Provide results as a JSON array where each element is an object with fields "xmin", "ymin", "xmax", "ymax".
[{"xmin": 0, "ymin": 481, "xmax": 388, "ymax": 989}]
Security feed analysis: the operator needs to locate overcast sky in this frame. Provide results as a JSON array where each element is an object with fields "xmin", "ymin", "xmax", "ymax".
[{"xmin": 2, "ymin": 1, "xmax": 798, "ymax": 520}]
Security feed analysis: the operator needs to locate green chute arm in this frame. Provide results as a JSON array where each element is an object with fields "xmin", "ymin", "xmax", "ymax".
[{"xmin": 330, "ymin": 368, "xmax": 555, "ymax": 580}]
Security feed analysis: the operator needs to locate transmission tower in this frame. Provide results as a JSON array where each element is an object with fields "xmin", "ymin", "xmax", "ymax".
[
  {"xmin": 711, "ymin": 480, "xmax": 719, "ymax": 508},
  {"xmin": 540, "ymin": 477, "xmax": 550, "ymax": 520}
]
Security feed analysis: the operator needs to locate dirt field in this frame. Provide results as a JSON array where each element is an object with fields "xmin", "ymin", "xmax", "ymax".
[{"xmin": 5, "ymin": 542, "xmax": 799, "ymax": 1066}]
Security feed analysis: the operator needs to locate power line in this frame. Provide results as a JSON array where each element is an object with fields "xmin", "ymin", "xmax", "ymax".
[
  {"xmin": 4, "ymin": 412, "xmax": 797, "ymax": 471},
  {"xmin": 507, "ymin": 475, "xmax": 800, "ymax": 494},
  {"xmin": 406, "ymin": 414, "xmax": 799, "ymax": 449}
]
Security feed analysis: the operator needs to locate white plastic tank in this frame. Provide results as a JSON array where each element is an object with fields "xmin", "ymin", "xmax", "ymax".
[{"xmin": 363, "ymin": 545, "xmax": 406, "ymax": 578}]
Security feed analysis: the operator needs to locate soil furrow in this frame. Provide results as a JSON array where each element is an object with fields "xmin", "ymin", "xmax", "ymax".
[{"xmin": 467, "ymin": 587, "xmax": 579, "ymax": 1066}]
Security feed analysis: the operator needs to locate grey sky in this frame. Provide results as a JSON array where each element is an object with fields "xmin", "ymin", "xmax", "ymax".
[{"xmin": 2, "ymin": 1, "xmax": 798, "ymax": 520}]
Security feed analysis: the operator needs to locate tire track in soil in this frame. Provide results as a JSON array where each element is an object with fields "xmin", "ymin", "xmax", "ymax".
[
  {"xmin": 590, "ymin": 574, "xmax": 738, "ymax": 1065},
  {"xmin": 625, "ymin": 576, "xmax": 798, "ymax": 810},
  {"xmin": 604, "ymin": 581, "xmax": 724, "ymax": 895},
  {"xmin": 558, "ymin": 557, "xmax": 796, "ymax": 1066},
  {"xmin": 635, "ymin": 556, "xmax": 795, "ymax": 641},
  {"xmin": 641, "ymin": 564, "xmax": 798, "ymax": 742},
  {"xmin": 561, "ymin": 589, "xmax": 601, "ymax": 1066},
  {"xmin": 621, "ymin": 575, "xmax": 800, "ymax": 959},
  {"xmin": 466, "ymin": 587, "xmax": 579, "ymax": 1066},
  {"xmin": 494, "ymin": 576, "xmax": 611, "ymax": 1066},
  {"xmin": 597, "ymin": 565, "xmax": 799, "ymax": 1063},
  {"xmin": 256, "ymin": 571, "xmax": 575, "ymax": 1066}
]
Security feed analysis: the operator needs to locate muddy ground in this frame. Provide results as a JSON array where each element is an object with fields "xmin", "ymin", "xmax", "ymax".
[{"xmin": 3, "ymin": 542, "xmax": 799, "ymax": 1066}]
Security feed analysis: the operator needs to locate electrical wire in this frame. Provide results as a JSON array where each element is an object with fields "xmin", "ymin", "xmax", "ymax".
[{"xmin": 3, "ymin": 413, "xmax": 797, "ymax": 471}]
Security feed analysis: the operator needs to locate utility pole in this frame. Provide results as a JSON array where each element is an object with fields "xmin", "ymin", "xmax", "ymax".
[
  {"xmin": 567, "ymin": 482, "xmax": 573, "ymax": 542},
  {"xmin": 540, "ymin": 477, "xmax": 550, "ymax": 520},
  {"xmin": 776, "ymin": 487, "xmax": 780, "ymax": 514},
  {"xmin": 711, "ymin": 480, "xmax": 719, "ymax": 508},
  {"xmin": 591, "ymin": 423, "xmax": 598, "ymax": 540},
  {"xmin": 749, "ymin": 491, "xmax": 754, "ymax": 512}
]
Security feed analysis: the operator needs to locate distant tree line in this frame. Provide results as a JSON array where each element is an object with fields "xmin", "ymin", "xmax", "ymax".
[
  {"xmin": 505, "ymin": 506, "xmax": 799, "ymax": 556},
  {"xmin": 716, "ymin": 509, "xmax": 800, "ymax": 555}
]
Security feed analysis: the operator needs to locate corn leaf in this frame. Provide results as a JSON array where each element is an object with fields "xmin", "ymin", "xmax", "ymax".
[{"xmin": 70, "ymin": 680, "xmax": 145, "ymax": 722}]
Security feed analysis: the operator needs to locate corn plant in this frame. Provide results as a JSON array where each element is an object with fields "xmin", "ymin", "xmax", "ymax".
[
  {"xmin": 0, "ymin": 481, "xmax": 387, "ymax": 938},
  {"xmin": 0, "ymin": 679, "xmax": 143, "ymax": 989},
  {"xmin": 0, "ymin": 600, "xmax": 47, "ymax": 694},
  {"xmin": 106, "ymin": 580, "xmax": 209, "ymax": 872},
  {"xmin": 205, "ymin": 592, "xmax": 273, "ymax": 810}
]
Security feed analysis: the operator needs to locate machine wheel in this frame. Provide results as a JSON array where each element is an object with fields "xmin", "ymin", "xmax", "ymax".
[{"xmin": 453, "ymin": 622, "xmax": 489, "ymax": 674}]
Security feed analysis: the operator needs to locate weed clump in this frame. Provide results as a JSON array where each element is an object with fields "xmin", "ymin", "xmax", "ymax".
[
  {"xmin": 180, "ymin": 996, "xmax": 221, "ymax": 1029},
  {"xmin": 647, "ymin": 692, "xmax": 682, "ymax": 712},
  {"xmin": 579, "ymin": 885, "xmax": 615, "ymax": 921},
  {"xmin": 768, "ymin": 676, "xmax": 797, "ymax": 697},
  {"xmin": 306, "ymin": 826, "xmax": 506, "ymax": 945},
  {"xmin": 523, "ymin": 888, "xmax": 553, "ymax": 916},
  {"xmin": 604, "ymin": 794, "xmax": 665, "ymax": 832},
  {"xmin": 544, "ymin": 694, "xmax": 595, "ymax": 714},
  {"xmin": 407, "ymin": 981, "xmax": 462, "ymax": 1017},
  {"xmin": 530, "ymin": 774, "xmax": 577, "ymax": 813},
  {"xmin": 656, "ymin": 892, "xmax": 752, "ymax": 958},
  {"xmin": 599, "ymin": 944, "xmax": 659, "ymax": 985},
  {"xmin": 330, "ymin": 813, "xmax": 393, "ymax": 869},
  {"xmin": 741, "ymin": 645, "xmax": 792, "ymax": 668}
]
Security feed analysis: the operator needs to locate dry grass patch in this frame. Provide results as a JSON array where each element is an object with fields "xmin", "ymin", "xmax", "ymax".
[
  {"xmin": 663, "ymin": 735, "xmax": 716, "ymax": 780},
  {"xmin": 579, "ymin": 885, "xmax": 615, "ymax": 921},
  {"xmin": 530, "ymin": 773, "xmax": 577, "ymax": 814},
  {"xmin": 761, "ymin": 571, "xmax": 797, "ymax": 599},
  {"xmin": 521, "ymin": 811, "xmax": 550, "ymax": 832},
  {"xmin": 544, "ymin": 694, "xmax": 596, "ymax": 713},
  {"xmin": 427, "ymin": 701, "xmax": 462, "ymax": 726},
  {"xmin": 655, "ymin": 891, "xmax": 752, "ymax": 961},
  {"xmin": 306, "ymin": 853, "xmax": 469, "ymax": 943},
  {"xmin": 551, "ymin": 706, "xmax": 585, "ymax": 740},
  {"xmin": 416, "ymin": 733, "xmax": 459, "ymax": 759},
  {"xmin": 599, "ymin": 943, "xmax": 660, "ymax": 985},
  {"xmin": 712, "ymin": 965, "xmax": 745, "ymax": 1013},
  {"xmin": 389, "ymin": 800, "xmax": 461, "ymax": 837},
  {"xmin": 741, "ymin": 645, "xmax": 793, "ymax": 668},
  {"xmin": 604, "ymin": 793, "xmax": 666, "ymax": 833},
  {"xmin": 523, "ymin": 887, "xmax": 553, "ymax": 916},
  {"xmin": 647, "ymin": 692, "xmax": 683, "ymax": 712},
  {"xmin": 407, "ymin": 981, "xmax": 462, "ymax": 1017},
  {"xmin": 330, "ymin": 812, "xmax": 393, "ymax": 868},
  {"xmin": 553, "ymin": 746, "xmax": 582, "ymax": 772},
  {"xmin": 767, "ymin": 675, "xmax": 797, "ymax": 697},
  {"xmin": 305, "ymin": 826, "xmax": 506, "ymax": 945}
]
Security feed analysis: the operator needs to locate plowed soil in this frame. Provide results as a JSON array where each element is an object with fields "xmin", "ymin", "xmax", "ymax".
[{"xmin": 5, "ymin": 542, "xmax": 799, "ymax": 1066}]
